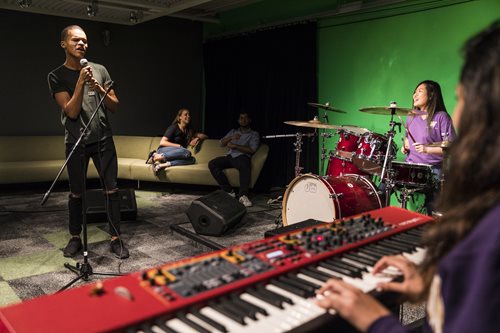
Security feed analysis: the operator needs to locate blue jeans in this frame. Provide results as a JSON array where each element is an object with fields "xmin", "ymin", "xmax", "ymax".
[{"xmin": 156, "ymin": 146, "xmax": 195, "ymax": 166}]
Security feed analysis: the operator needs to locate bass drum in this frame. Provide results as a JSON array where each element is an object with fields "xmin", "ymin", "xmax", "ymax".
[{"xmin": 282, "ymin": 173, "xmax": 382, "ymax": 226}]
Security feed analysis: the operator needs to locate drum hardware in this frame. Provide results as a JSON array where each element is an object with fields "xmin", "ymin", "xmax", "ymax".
[
  {"xmin": 263, "ymin": 132, "xmax": 316, "ymax": 178},
  {"xmin": 395, "ymin": 187, "xmax": 420, "ymax": 209},
  {"xmin": 329, "ymin": 193, "xmax": 344, "ymax": 199},
  {"xmin": 307, "ymin": 102, "xmax": 347, "ymax": 114},
  {"xmin": 320, "ymin": 132, "xmax": 335, "ymax": 176},
  {"xmin": 359, "ymin": 102, "xmax": 406, "ymax": 207},
  {"xmin": 424, "ymin": 137, "xmax": 451, "ymax": 192}
]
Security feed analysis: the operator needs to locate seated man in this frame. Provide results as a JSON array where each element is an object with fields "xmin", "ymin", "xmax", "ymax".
[{"xmin": 208, "ymin": 112, "xmax": 260, "ymax": 207}]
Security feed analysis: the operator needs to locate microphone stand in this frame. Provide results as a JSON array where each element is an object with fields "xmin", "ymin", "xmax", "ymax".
[{"xmin": 41, "ymin": 82, "xmax": 123, "ymax": 291}]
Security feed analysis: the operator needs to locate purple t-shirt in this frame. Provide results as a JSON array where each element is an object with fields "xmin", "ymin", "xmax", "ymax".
[{"xmin": 405, "ymin": 111, "xmax": 456, "ymax": 165}]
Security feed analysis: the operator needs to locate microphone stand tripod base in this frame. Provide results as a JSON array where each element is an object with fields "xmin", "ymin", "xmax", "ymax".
[{"xmin": 60, "ymin": 260, "xmax": 123, "ymax": 291}]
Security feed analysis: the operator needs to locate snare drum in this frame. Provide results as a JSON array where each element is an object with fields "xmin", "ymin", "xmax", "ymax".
[
  {"xmin": 353, "ymin": 131, "xmax": 396, "ymax": 174},
  {"xmin": 390, "ymin": 161, "xmax": 433, "ymax": 188},
  {"xmin": 282, "ymin": 173, "xmax": 381, "ymax": 226}
]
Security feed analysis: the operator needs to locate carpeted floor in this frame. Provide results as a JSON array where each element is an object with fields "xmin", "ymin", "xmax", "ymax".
[{"xmin": 0, "ymin": 183, "xmax": 282, "ymax": 307}]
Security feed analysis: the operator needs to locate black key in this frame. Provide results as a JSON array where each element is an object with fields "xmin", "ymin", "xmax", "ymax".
[
  {"xmin": 138, "ymin": 324, "xmax": 155, "ymax": 333},
  {"xmin": 318, "ymin": 261, "xmax": 361, "ymax": 278},
  {"xmin": 378, "ymin": 240, "xmax": 411, "ymax": 253},
  {"xmin": 177, "ymin": 313, "xmax": 212, "ymax": 333},
  {"xmin": 367, "ymin": 244, "xmax": 399, "ymax": 255},
  {"xmin": 287, "ymin": 273, "xmax": 321, "ymax": 289},
  {"xmin": 209, "ymin": 301, "xmax": 247, "ymax": 325},
  {"xmin": 343, "ymin": 253, "xmax": 376, "ymax": 266},
  {"xmin": 386, "ymin": 238, "xmax": 417, "ymax": 251},
  {"xmin": 233, "ymin": 294, "xmax": 268, "ymax": 316},
  {"xmin": 270, "ymin": 278, "xmax": 310, "ymax": 298},
  {"xmin": 326, "ymin": 258, "xmax": 367, "ymax": 273},
  {"xmin": 190, "ymin": 309, "xmax": 228, "ymax": 333},
  {"xmin": 246, "ymin": 287, "xmax": 285, "ymax": 309},
  {"xmin": 226, "ymin": 297, "xmax": 258, "ymax": 320},
  {"xmin": 362, "ymin": 245, "xmax": 393, "ymax": 257},
  {"xmin": 306, "ymin": 266, "xmax": 341, "ymax": 280},
  {"xmin": 393, "ymin": 234, "xmax": 422, "ymax": 246},
  {"xmin": 280, "ymin": 275, "xmax": 317, "ymax": 293},
  {"xmin": 356, "ymin": 249, "xmax": 383, "ymax": 261},
  {"xmin": 256, "ymin": 285, "xmax": 294, "ymax": 305},
  {"xmin": 153, "ymin": 317, "xmax": 179, "ymax": 333},
  {"xmin": 299, "ymin": 268, "xmax": 330, "ymax": 282}
]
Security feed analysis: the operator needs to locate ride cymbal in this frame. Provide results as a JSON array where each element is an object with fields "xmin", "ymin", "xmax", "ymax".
[
  {"xmin": 359, "ymin": 106, "xmax": 425, "ymax": 116},
  {"xmin": 284, "ymin": 119, "xmax": 341, "ymax": 130},
  {"xmin": 308, "ymin": 102, "xmax": 347, "ymax": 113}
]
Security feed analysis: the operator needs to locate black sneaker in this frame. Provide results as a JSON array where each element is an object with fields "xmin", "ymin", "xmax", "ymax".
[
  {"xmin": 63, "ymin": 237, "xmax": 82, "ymax": 257},
  {"xmin": 110, "ymin": 238, "xmax": 129, "ymax": 259}
]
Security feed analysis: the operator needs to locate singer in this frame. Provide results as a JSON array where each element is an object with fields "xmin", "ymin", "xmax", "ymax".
[{"xmin": 47, "ymin": 25, "xmax": 129, "ymax": 259}]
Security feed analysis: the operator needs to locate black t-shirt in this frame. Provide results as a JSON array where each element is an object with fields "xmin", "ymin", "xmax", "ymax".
[
  {"xmin": 163, "ymin": 124, "xmax": 191, "ymax": 148},
  {"xmin": 47, "ymin": 62, "xmax": 113, "ymax": 144}
]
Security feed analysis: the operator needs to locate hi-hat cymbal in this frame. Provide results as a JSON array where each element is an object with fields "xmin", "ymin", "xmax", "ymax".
[
  {"xmin": 284, "ymin": 119, "xmax": 341, "ymax": 130},
  {"xmin": 308, "ymin": 102, "xmax": 347, "ymax": 113},
  {"xmin": 424, "ymin": 141, "xmax": 452, "ymax": 148},
  {"xmin": 359, "ymin": 106, "xmax": 425, "ymax": 116}
]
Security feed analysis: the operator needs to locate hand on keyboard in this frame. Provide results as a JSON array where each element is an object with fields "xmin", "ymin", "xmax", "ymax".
[
  {"xmin": 315, "ymin": 279, "xmax": 391, "ymax": 332},
  {"xmin": 372, "ymin": 255, "xmax": 425, "ymax": 301}
]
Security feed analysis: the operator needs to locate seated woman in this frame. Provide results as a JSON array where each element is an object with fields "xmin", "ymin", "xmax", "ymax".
[{"xmin": 149, "ymin": 108, "xmax": 207, "ymax": 173}]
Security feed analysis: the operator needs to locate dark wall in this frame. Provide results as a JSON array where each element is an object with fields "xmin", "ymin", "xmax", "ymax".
[{"xmin": 0, "ymin": 9, "xmax": 203, "ymax": 137}]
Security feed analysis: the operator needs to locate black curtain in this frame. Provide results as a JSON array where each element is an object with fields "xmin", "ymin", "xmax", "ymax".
[{"xmin": 203, "ymin": 22, "xmax": 318, "ymax": 191}]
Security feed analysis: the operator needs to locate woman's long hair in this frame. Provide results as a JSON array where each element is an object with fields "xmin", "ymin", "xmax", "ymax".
[
  {"xmin": 171, "ymin": 108, "xmax": 194, "ymax": 142},
  {"xmin": 419, "ymin": 20, "xmax": 500, "ymax": 290},
  {"xmin": 412, "ymin": 80, "xmax": 448, "ymax": 127}
]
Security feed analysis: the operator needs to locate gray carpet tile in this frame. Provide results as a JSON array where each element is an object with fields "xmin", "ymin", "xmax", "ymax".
[{"xmin": 0, "ymin": 236, "xmax": 55, "ymax": 258}]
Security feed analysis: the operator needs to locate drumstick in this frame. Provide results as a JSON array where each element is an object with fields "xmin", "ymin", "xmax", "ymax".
[{"xmin": 398, "ymin": 115, "xmax": 416, "ymax": 143}]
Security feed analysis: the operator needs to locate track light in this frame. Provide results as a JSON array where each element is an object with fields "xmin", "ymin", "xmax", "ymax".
[
  {"xmin": 129, "ymin": 10, "xmax": 143, "ymax": 24},
  {"xmin": 17, "ymin": 0, "xmax": 32, "ymax": 8},
  {"xmin": 86, "ymin": 1, "xmax": 98, "ymax": 17}
]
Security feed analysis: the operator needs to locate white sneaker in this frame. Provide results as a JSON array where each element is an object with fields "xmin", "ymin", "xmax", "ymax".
[{"xmin": 239, "ymin": 195, "xmax": 252, "ymax": 207}]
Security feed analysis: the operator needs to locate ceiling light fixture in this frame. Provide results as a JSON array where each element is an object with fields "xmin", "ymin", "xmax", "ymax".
[
  {"xmin": 86, "ymin": 0, "xmax": 98, "ymax": 17},
  {"xmin": 129, "ymin": 10, "xmax": 143, "ymax": 24},
  {"xmin": 17, "ymin": 0, "xmax": 32, "ymax": 8}
]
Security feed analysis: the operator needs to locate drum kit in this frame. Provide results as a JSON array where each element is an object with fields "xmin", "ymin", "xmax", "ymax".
[{"xmin": 272, "ymin": 102, "xmax": 450, "ymax": 226}]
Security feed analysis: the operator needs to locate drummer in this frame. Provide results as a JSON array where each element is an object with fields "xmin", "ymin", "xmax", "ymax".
[{"xmin": 401, "ymin": 80, "xmax": 456, "ymax": 214}]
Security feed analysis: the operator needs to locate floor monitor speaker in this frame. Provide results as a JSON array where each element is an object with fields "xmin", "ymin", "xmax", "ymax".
[
  {"xmin": 186, "ymin": 190, "xmax": 247, "ymax": 236},
  {"xmin": 85, "ymin": 188, "xmax": 137, "ymax": 223}
]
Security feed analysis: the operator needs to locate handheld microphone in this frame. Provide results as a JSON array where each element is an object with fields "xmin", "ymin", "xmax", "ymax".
[
  {"xmin": 80, "ymin": 58, "xmax": 95, "ymax": 96},
  {"xmin": 80, "ymin": 58, "xmax": 89, "ymax": 67}
]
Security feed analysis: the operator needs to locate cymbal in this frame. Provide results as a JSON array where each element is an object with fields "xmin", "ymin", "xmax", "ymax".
[
  {"xmin": 359, "ymin": 106, "xmax": 425, "ymax": 116},
  {"xmin": 424, "ymin": 141, "xmax": 452, "ymax": 148},
  {"xmin": 284, "ymin": 119, "xmax": 341, "ymax": 130},
  {"xmin": 339, "ymin": 125, "xmax": 371, "ymax": 136},
  {"xmin": 308, "ymin": 102, "xmax": 347, "ymax": 113}
]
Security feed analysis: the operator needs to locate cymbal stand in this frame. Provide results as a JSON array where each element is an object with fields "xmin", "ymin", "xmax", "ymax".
[
  {"xmin": 395, "ymin": 187, "xmax": 419, "ymax": 209},
  {"xmin": 379, "ymin": 103, "xmax": 401, "ymax": 206},
  {"xmin": 320, "ymin": 132, "xmax": 334, "ymax": 176},
  {"xmin": 293, "ymin": 133, "xmax": 305, "ymax": 177}
]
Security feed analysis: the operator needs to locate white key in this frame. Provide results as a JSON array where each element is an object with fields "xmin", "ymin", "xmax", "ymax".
[{"xmin": 165, "ymin": 318, "xmax": 200, "ymax": 333}]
